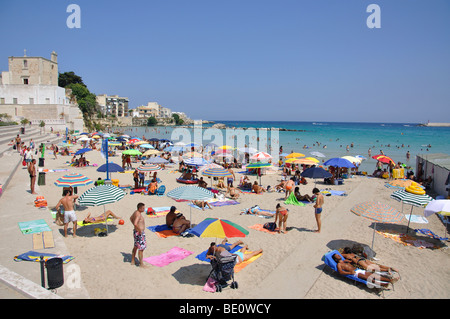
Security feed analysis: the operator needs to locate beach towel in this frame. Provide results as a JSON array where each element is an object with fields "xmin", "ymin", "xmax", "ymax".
[
  {"xmin": 146, "ymin": 224, "xmax": 179, "ymax": 238},
  {"xmin": 414, "ymin": 229, "xmax": 448, "ymax": 241},
  {"xmin": 188, "ymin": 202, "xmax": 212, "ymax": 210},
  {"xmin": 209, "ymin": 200, "xmax": 239, "ymax": 207},
  {"xmin": 196, "ymin": 243, "xmax": 262, "ymax": 273},
  {"xmin": 146, "ymin": 207, "xmax": 179, "ymax": 218},
  {"xmin": 14, "ymin": 251, "xmax": 75, "ymax": 264},
  {"xmin": 375, "ymin": 229, "xmax": 441, "ymax": 249},
  {"xmin": 284, "ymin": 192, "xmax": 305, "ymax": 206},
  {"xmin": 77, "ymin": 217, "xmax": 114, "ymax": 227},
  {"xmin": 143, "ymin": 247, "xmax": 193, "ymax": 267},
  {"xmin": 248, "ymin": 224, "xmax": 279, "ymax": 234},
  {"xmin": 404, "ymin": 214, "xmax": 428, "ymax": 224},
  {"xmin": 32, "ymin": 231, "xmax": 55, "ymax": 249},
  {"xmin": 321, "ymin": 190, "xmax": 347, "ymax": 196},
  {"xmin": 18, "ymin": 219, "xmax": 51, "ymax": 235}
]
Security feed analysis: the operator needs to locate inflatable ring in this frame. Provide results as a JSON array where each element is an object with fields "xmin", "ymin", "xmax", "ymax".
[{"xmin": 406, "ymin": 185, "xmax": 425, "ymax": 195}]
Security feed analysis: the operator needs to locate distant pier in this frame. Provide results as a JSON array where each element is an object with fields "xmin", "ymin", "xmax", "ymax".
[{"xmin": 418, "ymin": 122, "xmax": 450, "ymax": 127}]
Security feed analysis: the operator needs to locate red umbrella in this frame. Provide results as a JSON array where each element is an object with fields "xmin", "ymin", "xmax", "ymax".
[{"xmin": 372, "ymin": 154, "xmax": 395, "ymax": 164}]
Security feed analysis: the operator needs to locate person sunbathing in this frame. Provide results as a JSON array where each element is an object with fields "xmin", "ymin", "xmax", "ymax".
[
  {"xmin": 294, "ymin": 187, "xmax": 313, "ymax": 202},
  {"xmin": 252, "ymin": 181, "xmax": 266, "ymax": 194},
  {"xmin": 206, "ymin": 239, "xmax": 262, "ymax": 264},
  {"xmin": 83, "ymin": 210, "xmax": 121, "ymax": 224},
  {"xmin": 341, "ymin": 247, "xmax": 399, "ymax": 275},
  {"xmin": 192, "ymin": 200, "xmax": 213, "ymax": 211},
  {"xmin": 332, "ymin": 254, "xmax": 398, "ymax": 287},
  {"xmin": 240, "ymin": 205, "xmax": 273, "ymax": 217},
  {"xmin": 172, "ymin": 214, "xmax": 191, "ymax": 234}
]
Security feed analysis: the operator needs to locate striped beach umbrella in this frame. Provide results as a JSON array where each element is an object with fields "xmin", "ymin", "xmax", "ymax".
[
  {"xmin": 54, "ymin": 173, "xmax": 93, "ymax": 187},
  {"xmin": 78, "ymin": 185, "xmax": 125, "ymax": 235},
  {"xmin": 184, "ymin": 157, "xmax": 209, "ymax": 166},
  {"xmin": 137, "ymin": 164, "xmax": 161, "ymax": 172},
  {"xmin": 202, "ymin": 167, "xmax": 232, "ymax": 177},
  {"xmin": 351, "ymin": 201, "xmax": 405, "ymax": 249},
  {"xmin": 145, "ymin": 157, "xmax": 169, "ymax": 164},
  {"xmin": 167, "ymin": 186, "xmax": 215, "ymax": 224},
  {"xmin": 190, "ymin": 218, "xmax": 249, "ymax": 238},
  {"xmin": 390, "ymin": 189, "xmax": 433, "ymax": 232},
  {"xmin": 250, "ymin": 152, "xmax": 272, "ymax": 161}
]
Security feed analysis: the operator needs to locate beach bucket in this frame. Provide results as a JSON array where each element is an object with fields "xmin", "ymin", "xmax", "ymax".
[{"xmin": 45, "ymin": 257, "xmax": 64, "ymax": 289}]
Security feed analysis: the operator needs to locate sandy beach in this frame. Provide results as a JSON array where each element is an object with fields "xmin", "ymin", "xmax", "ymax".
[{"xmin": 6, "ymin": 145, "xmax": 450, "ymax": 300}]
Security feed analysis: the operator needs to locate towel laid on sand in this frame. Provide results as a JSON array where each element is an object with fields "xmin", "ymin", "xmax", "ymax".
[
  {"xmin": 147, "ymin": 224, "xmax": 179, "ymax": 238},
  {"xmin": 404, "ymin": 214, "xmax": 428, "ymax": 224},
  {"xmin": 77, "ymin": 218, "xmax": 114, "ymax": 227},
  {"xmin": 18, "ymin": 219, "xmax": 51, "ymax": 235},
  {"xmin": 143, "ymin": 247, "xmax": 193, "ymax": 267},
  {"xmin": 415, "ymin": 228, "xmax": 448, "ymax": 241},
  {"xmin": 14, "ymin": 251, "xmax": 74, "ymax": 264},
  {"xmin": 284, "ymin": 192, "xmax": 305, "ymax": 206}
]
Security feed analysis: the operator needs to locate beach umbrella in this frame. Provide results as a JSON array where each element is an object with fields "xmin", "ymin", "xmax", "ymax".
[
  {"xmin": 189, "ymin": 218, "xmax": 249, "ymax": 238},
  {"xmin": 324, "ymin": 157, "xmax": 355, "ymax": 168},
  {"xmin": 372, "ymin": 154, "xmax": 395, "ymax": 164},
  {"xmin": 310, "ymin": 151, "xmax": 326, "ymax": 158},
  {"xmin": 285, "ymin": 152, "xmax": 305, "ymax": 159},
  {"xmin": 139, "ymin": 143, "xmax": 155, "ymax": 149},
  {"xmin": 97, "ymin": 162, "xmax": 125, "ymax": 173},
  {"xmin": 250, "ymin": 152, "xmax": 272, "ymax": 161},
  {"xmin": 218, "ymin": 145, "xmax": 234, "ymax": 150},
  {"xmin": 145, "ymin": 157, "xmax": 169, "ymax": 164},
  {"xmin": 301, "ymin": 167, "xmax": 332, "ymax": 184},
  {"xmin": 122, "ymin": 149, "xmax": 142, "ymax": 156},
  {"xmin": 390, "ymin": 189, "xmax": 433, "ymax": 232},
  {"xmin": 341, "ymin": 156, "xmax": 362, "ymax": 164},
  {"xmin": 424, "ymin": 200, "xmax": 450, "ymax": 239},
  {"xmin": 137, "ymin": 164, "xmax": 161, "ymax": 173},
  {"xmin": 184, "ymin": 142, "xmax": 201, "ymax": 149},
  {"xmin": 74, "ymin": 148, "xmax": 92, "ymax": 156},
  {"xmin": 166, "ymin": 186, "xmax": 215, "ymax": 224},
  {"xmin": 290, "ymin": 158, "xmax": 318, "ymax": 165},
  {"xmin": 199, "ymin": 163, "xmax": 223, "ymax": 171},
  {"xmin": 54, "ymin": 173, "xmax": 93, "ymax": 187},
  {"xmin": 202, "ymin": 167, "xmax": 232, "ymax": 188},
  {"xmin": 184, "ymin": 157, "xmax": 209, "ymax": 166},
  {"xmin": 245, "ymin": 162, "xmax": 272, "ymax": 185},
  {"xmin": 133, "ymin": 141, "xmax": 147, "ymax": 145},
  {"xmin": 238, "ymin": 147, "xmax": 258, "ymax": 154},
  {"xmin": 351, "ymin": 201, "xmax": 405, "ymax": 249},
  {"xmin": 143, "ymin": 149, "xmax": 161, "ymax": 156},
  {"xmin": 78, "ymin": 185, "xmax": 125, "ymax": 235},
  {"xmin": 303, "ymin": 157, "xmax": 320, "ymax": 163}
]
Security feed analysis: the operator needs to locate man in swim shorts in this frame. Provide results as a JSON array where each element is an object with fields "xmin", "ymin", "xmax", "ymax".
[
  {"xmin": 130, "ymin": 202, "xmax": 147, "ymax": 268},
  {"xmin": 54, "ymin": 188, "xmax": 79, "ymax": 237},
  {"xmin": 313, "ymin": 187, "xmax": 323, "ymax": 233}
]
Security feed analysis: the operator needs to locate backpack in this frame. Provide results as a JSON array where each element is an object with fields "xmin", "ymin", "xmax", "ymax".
[{"xmin": 263, "ymin": 222, "xmax": 277, "ymax": 231}]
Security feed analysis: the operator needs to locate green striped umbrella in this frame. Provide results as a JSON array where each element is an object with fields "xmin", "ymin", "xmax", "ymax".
[
  {"xmin": 78, "ymin": 185, "xmax": 125, "ymax": 235},
  {"xmin": 390, "ymin": 189, "xmax": 433, "ymax": 232},
  {"xmin": 245, "ymin": 162, "xmax": 272, "ymax": 185}
]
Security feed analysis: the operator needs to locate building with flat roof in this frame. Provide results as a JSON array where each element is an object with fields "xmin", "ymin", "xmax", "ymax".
[
  {"xmin": 0, "ymin": 50, "xmax": 84, "ymax": 132},
  {"xmin": 416, "ymin": 153, "xmax": 450, "ymax": 198},
  {"xmin": 96, "ymin": 94, "xmax": 129, "ymax": 118}
]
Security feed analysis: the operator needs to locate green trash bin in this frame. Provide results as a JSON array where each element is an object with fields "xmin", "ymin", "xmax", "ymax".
[{"xmin": 38, "ymin": 172, "xmax": 46, "ymax": 186}]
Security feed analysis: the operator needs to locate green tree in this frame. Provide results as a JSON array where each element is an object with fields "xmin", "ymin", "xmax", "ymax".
[
  {"xmin": 172, "ymin": 113, "xmax": 184, "ymax": 125},
  {"xmin": 58, "ymin": 71, "xmax": 85, "ymax": 88},
  {"xmin": 147, "ymin": 116, "xmax": 158, "ymax": 126}
]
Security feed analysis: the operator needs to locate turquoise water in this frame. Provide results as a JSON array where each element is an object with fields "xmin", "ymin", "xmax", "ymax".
[{"xmin": 118, "ymin": 121, "xmax": 450, "ymax": 173}]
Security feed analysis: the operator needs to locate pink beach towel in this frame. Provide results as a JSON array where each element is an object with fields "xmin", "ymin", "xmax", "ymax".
[{"xmin": 143, "ymin": 247, "xmax": 193, "ymax": 267}]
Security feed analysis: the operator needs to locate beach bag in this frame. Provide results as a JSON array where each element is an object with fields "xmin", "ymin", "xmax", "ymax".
[
  {"xmin": 146, "ymin": 207, "xmax": 155, "ymax": 215},
  {"xmin": 263, "ymin": 222, "xmax": 277, "ymax": 231},
  {"xmin": 22, "ymin": 159, "xmax": 26, "ymax": 166}
]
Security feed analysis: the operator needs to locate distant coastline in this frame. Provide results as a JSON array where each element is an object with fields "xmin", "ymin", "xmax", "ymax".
[{"xmin": 418, "ymin": 122, "xmax": 450, "ymax": 127}]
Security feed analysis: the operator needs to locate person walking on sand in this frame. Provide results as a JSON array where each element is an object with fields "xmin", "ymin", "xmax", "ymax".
[
  {"xmin": 130, "ymin": 202, "xmax": 147, "ymax": 268},
  {"xmin": 55, "ymin": 189, "xmax": 79, "ymax": 237},
  {"xmin": 28, "ymin": 159, "xmax": 37, "ymax": 194},
  {"xmin": 275, "ymin": 203, "xmax": 289, "ymax": 234},
  {"xmin": 312, "ymin": 187, "xmax": 324, "ymax": 233}
]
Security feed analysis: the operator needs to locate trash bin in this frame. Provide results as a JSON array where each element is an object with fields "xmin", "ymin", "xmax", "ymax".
[
  {"xmin": 38, "ymin": 172, "xmax": 46, "ymax": 186},
  {"xmin": 38, "ymin": 157, "xmax": 45, "ymax": 167},
  {"xmin": 45, "ymin": 257, "xmax": 64, "ymax": 289},
  {"xmin": 20, "ymin": 127, "xmax": 25, "ymax": 134}
]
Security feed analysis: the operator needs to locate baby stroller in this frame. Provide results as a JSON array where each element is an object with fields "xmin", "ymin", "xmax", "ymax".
[{"xmin": 207, "ymin": 254, "xmax": 239, "ymax": 292}]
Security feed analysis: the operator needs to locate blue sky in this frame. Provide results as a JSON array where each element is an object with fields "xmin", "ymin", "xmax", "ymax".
[{"xmin": 1, "ymin": 0, "xmax": 449, "ymax": 123}]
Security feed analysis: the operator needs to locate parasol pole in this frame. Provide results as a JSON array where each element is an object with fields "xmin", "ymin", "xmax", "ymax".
[
  {"xmin": 371, "ymin": 222, "xmax": 377, "ymax": 251},
  {"xmin": 406, "ymin": 205, "xmax": 414, "ymax": 233}
]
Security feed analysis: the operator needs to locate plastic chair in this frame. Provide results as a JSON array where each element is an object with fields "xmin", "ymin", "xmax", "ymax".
[{"xmin": 156, "ymin": 185, "xmax": 166, "ymax": 196}]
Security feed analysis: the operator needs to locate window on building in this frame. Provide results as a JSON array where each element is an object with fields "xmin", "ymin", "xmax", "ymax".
[
  {"xmin": 13, "ymin": 98, "xmax": 18, "ymax": 104},
  {"xmin": 46, "ymin": 98, "xmax": 50, "ymax": 104},
  {"xmin": 29, "ymin": 98, "xmax": 34, "ymax": 104},
  {"xmin": 23, "ymin": 60, "xmax": 28, "ymax": 68},
  {"xmin": 23, "ymin": 78, "xmax": 29, "ymax": 85},
  {"xmin": 0, "ymin": 98, "xmax": 5, "ymax": 104}
]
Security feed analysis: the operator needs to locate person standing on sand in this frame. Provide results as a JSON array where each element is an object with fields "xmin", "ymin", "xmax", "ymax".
[
  {"xmin": 130, "ymin": 202, "xmax": 147, "ymax": 268},
  {"xmin": 55, "ymin": 189, "xmax": 79, "ymax": 237},
  {"xmin": 312, "ymin": 187, "xmax": 324, "ymax": 233},
  {"xmin": 28, "ymin": 159, "xmax": 37, "ymax": 194}
]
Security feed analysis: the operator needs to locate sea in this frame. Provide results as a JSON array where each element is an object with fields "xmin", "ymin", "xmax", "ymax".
[{"xmin": 116, "ymin": 121, "xmax": 450, "ymax": 174}]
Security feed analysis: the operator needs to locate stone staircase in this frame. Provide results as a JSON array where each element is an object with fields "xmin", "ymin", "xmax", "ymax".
[{"xmin": 0, "ymin": 125, "xmax": 63, "ymax": 195}]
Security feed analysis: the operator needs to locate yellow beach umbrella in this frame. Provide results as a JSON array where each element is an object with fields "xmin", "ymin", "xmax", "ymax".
[
  {"xmin": 285, "ymin": 152, "xmax": 305, "ymax": 159},
  {"xmin": 218, "ymin": 145, "xmax": 234, "ymax": 150},
  {"xmin": 290, "ymin": 158, "xmax": 318, "ymax": 165},
  {"xmin": 304, "ymin": 157, "xmax": 320, "ymax": 163},
  {"xmin": 143, "ymin": 149, "xmax": 161, "ymax": 156}
]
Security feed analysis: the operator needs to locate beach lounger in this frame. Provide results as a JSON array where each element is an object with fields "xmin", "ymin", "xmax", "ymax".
[
  {"xmin": 156, "ymin": 185, "xmax": 166, "ymax": 196},
  {"xmin": 322, "ymin": 250, "xmax": 389, "ymax": 290}
]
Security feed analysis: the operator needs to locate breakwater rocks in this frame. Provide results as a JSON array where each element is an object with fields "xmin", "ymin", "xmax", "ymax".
[{"xmin": 182, "ymin": 123, "xmax": 307, "ymax": 132}]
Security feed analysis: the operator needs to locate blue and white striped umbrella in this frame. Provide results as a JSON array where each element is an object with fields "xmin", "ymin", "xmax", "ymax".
[
  {"xmin": 145, "ymin": 157, "xmax": 169, "ymax": 164},
  {"xmin": 202, "ymin": 167, "xmax": 232, "ymax": 177},
  {"xmin": 390, "ymin": 189, "xmax": 433, "ymax": 232}
]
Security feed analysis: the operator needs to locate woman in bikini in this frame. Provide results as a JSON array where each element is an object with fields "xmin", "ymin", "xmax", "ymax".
[
  {"xmin": 341, "ymin": 247, "xmax": 399, "ymax": 276},
  {"xmin": 83, "ymin": 210, "xmax": 121, "ymax": 224},
  {"xmin": 274, "ymin": 203, "xmax": 289, "ymax": 234}
]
